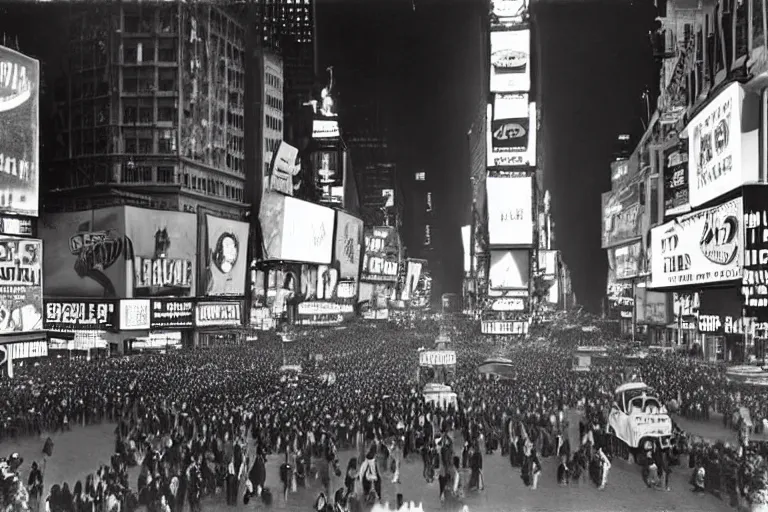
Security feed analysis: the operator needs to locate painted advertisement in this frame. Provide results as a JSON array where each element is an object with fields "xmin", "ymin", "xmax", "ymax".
[
  {"xmin": 491, "ymin": 93, "xmax": 529, "ymax": 153},
  {"xmin": 742, "ymin": 185, "xmax": 768, "ymax": 321},
  {"xmin": 601, "ymin": 181, "xmax": 642, "ymax": 248},
  {"xmin": 205, "ymin": 215, "xmax": 249, "ymax": 296},
  {"xmin": 489, "ymin": 250, "xmax": 529, "ymax": 291},
  {"xmin": 361, "ymin": 226, "xmax": 399, "ymax": 283},
  {"xmin": 490, "ymin": 29, "xmax": 530, "ymax": 93},
  {"xmin": 662, "ymin": 142, "xmax": 690, "ymax": 216},
  {"xmin": 688, "ymin": 82, "xmax": 754, "ymax": 208},
  {"xmin": 260, "ymin": 192, "xmax": 335, "ymax": 264},
  {"xmin": 334, "ymin": 210, "xmax": 363, "ymax": 285},
  {"xmin": 486, "ymin": 176, "xmax": 533, "ymax": 246},
  {"xmin": 650, "ymin": 197, "xmax": 742, "ymax": 288},
  {"xmin": 40, "ymin": 207, "xmax": 129, "ymax": 298},
  {"xmin": 126, "ymin": 208, "xmax": 195, "ymax": 297},
  {"xmin": 0, "ymin": 238, "xmax": 42, "ymax": 333},
  {"xmin": 0, "ymin": 46, "xmax": 39, "ymax": 218}
]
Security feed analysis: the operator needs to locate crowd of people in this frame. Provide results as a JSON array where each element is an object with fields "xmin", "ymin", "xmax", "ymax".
[{"xmin": 0, "ymin": 317, "xmax": 768, "ymax": 512}]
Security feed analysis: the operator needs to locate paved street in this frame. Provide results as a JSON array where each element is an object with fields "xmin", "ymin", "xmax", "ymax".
[{"xmin": 3, "ymin": 414, "xmax": 732, "ymax": 512}]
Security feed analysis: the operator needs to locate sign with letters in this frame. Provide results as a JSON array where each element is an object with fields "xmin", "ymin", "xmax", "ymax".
[
  {"xmin": 419, "ymin": 350, "xmax": 457, "ymax": 366},
  {"xmin": 150, "ymin": 299, "xmax": 194, "ymax": 329},
  {"xmin": 44, "ymin": 300, "xmax": 116, "ymax": 330},
  {"xmin": 602, "ymin": 182, "xmax": 642, "ymax": 248},
  {"xmin": 651, "ymin": 197, "xmax": 742, "ymax": 288},
  {"xmin": 742, "ymin": 185, "xmax": 768, "ymax": 321},
  {"xmin": 481, "ymin": 320, "xmax": 529, "ymax": 335},
  {"xmin": 195, "ymin": 301, "xmax": 242, "ymax": 327},
  {"xmin": 119, "ymin": 299, "xmax": 150, "ymax": 330}
]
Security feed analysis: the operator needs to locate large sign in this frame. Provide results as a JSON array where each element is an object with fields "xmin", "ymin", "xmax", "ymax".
[
  {"xmin": 269, "ymin": 141, "xmax": 300, "ymax": 196},
  {"xmin": 491, "ymin": 93, "xmax": 529, "ymax": 153},
  {"xmin": 487, "ymin": 176, "xmax": 533, "ymax": 246},
  {"xmin": 119, "ymin": 299, "xmax": 150, "ymax": 330},
  {"xmin": 538, "ymin": 250, "xmax": 557, "ymax": 279},
  {"xmin": 296, "ymin": 301, "xmax": 354, "ymax": 326},
  {"xmin": 743, "ymin": 185, "xmax": 768, "ymax": 321},
  {"xmin": 205, "ymin": 215, "xmax": 249, "ymax": 296},
  {"xmin": 402, "ymin": 258, "xmax": 426, "ymax": 301},
  {"xmin": 361, "ymin": 226, "xmax": 399, "ymax": 282},
  {"xmin": 419, "ymin": 350, "xmax": 456, "ymax": 366},
  {"xmin": 489, "ymin": 29, "xmax": 530, "ymax": 93},
  {"xmin": 491, "ymin": 0, "xmax": 528, "ymax": 27},
  {"xmin": 489, "ymin": 250, "xmax": 529, "ymax": 290},
  {"xmin": 651, "ymin": 197, "xmax": 742, "ymax": 288},
  {"xmin": 126, "ymin": 208, "xmax": 196, "ymax": 297},
  {"xmin": 0, "ymin": 341, "xmax": 47, "ymax": 362},
  {"xmin": 688, "ymin": 82, "xmax": 751, "ymax": 208},
  {"xmin": 609, "ymin": 241, "xmax": 642, "ymax": 280},
  {"xmin": 662, "ymin": 143, "xmax": 690, "ymax": 216},
  {"xmin": 481, "ymin": 319, "xmax": 529, "ymax": 335},
  {"xmin": 150, "ymin": 298, "xmax": 194, "ymax": 329},
  {"xmin": 610, "ymin": 160, "xmax": 631, "ymax": 189},
  {"xmin": 0, "ymin": 46, "xmax": 39, "ymax": 218},
  {"xmin": 40, "ymin": 207, "xmax": 128, "ymax": 298},
  {"xmin": 635, "ymin": 288, "xmax": 668, "ymax": 325},
  {"xmin": 44, "ymin": 300, "xmax": 116, "ymax": 330},
  {"xmin": 601, "ymin": 182, "xmax": 642, "ymax": 248},
  {"xmin": 334, "ymin": 211, "xmax": 363, "ymax": 281},
  {"xmin": 260, "ymin": 193, "xmax": 335, "ymax": 265},
  {"xmin": 0, "ymin": 238, "xmax": 42, "ymax": 333},
  {"xmin": 312, "ymin": 119, "xmax": 340, "ymax": 139},
  {"xmin": 195, "ymin": 301, "xmax": 242, "ymax": 327}
]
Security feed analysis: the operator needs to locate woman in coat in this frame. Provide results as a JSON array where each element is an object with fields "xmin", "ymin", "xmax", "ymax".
[{"xmin": 358, "ymin": 446, "xmax": 381, "ymax": 502}]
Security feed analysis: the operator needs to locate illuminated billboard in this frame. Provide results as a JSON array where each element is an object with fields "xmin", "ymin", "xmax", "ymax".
[
  {"xmin": 490, "ymin": 28, "xmax": 531, "ymax": 93},
  {"xmin": 486, "ymin": 175, "xmax": 533, "ymax": 246}
]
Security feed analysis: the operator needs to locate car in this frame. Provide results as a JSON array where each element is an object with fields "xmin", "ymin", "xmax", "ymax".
[{"xmin": 607, "ymin": 382, "xmax": 672, "ymax": 461}]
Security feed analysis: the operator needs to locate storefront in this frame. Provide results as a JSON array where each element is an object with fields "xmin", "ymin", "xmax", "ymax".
[
  {"xmin": 697, "ymin": 286, "xmax": 747, "ymax": 362},
  {"xmin": 195, "ymin": 300, "xmax": 244, "ymax": 347},
  {"xmin": 44, "ymin": 299, "xmax": 122, "ymax": 356}
]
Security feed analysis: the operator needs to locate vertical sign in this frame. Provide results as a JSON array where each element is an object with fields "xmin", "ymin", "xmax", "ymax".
[{"xmin": 743, "ymin": 185, "xmax": 768, "ymax": 320}]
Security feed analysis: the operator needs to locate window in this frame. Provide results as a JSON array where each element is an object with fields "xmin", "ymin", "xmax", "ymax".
[
  {"xmin": 157, "ymin": 166, "xmax": 174, "ymax": 183},
  {"xmin": 137, "ymin": 42, "xmax": 155, "ymax": 63},
  {"xmin": 158, "ymin": 40, "xmax": 176, "ymax": 62},
  {"xmin": 124, "ymin": 105, "xmax": 137, "ymax": 124},
  {"xmin": 138, "ymin": 137, "xmax": 153, "ymax": 154},
  {"xmin": 157, "ymin": 99, "xmax": 175, "ymax": 122},
  {"xmin": 124, "ymin": 14, "xmax": 140, "ymax": 33},
  {"xmin": 123, "ymin": 42, "xmax": 138, "ymax": 64},
  {"xmin": 158, "ymin": 8, "xmax": 174, "ymax": 33},
  {"xmin": 158, "ymin": 130, "xmax": 175, "ymax": 153},
  {"xmin": 138, "ymin": 99, "xmax": 153, "ymax": 123}
]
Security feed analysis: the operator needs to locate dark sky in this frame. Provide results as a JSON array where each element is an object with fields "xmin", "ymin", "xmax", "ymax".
[{"xmin": 318, "ymin": 0, "xmax": 657, "ymax": 312}]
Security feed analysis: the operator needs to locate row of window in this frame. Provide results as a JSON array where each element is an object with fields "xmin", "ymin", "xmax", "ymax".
[
  {"xmin": 123, "ymin": 7, "xmax": 177, "ymax": 35},
  {"xmin": 265, "ymin": 72, "xmax": 282, "ymax": 90},
  {"xmin": 266, "ymin": 94, "xmax": 283, "ymax": 112},
  {"xmin": 122, "ymin": 164, "xmax": 176, "ymax": 184},
  {"xmin": 123, "ymin": 68, "xmax": 178, "ymax": 93},
  {"xmin": 182, "ymin": 172, "xmax": 244, "ymax": 202},
  {"xmin": 265, "ymin": 114, "xmax": 283, "ymax": 133},
  {"xmin": 123, "ymin": 40, "xmax": 178, "ymax": 64}
]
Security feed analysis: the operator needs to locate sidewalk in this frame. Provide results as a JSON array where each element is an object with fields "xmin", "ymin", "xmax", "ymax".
[{"xmin": 672, "ymin": 411, "xmax": 768, "ymax": 445}]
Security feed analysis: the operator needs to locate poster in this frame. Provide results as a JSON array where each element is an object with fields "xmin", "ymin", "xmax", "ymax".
[
  {"xmin": 361, "ymin": 226, "xmax": 399, "ymax": 282},
  {"xmin": 0, "ymin": 46, "xmax": 39, "ymax": 218},
  {"xmin": 486, "ymin": 176, "xmax": 533, "ymax": 246},
  {"xmin": 0, "ymin": 238, "xmax": 42, "ymax": 333},
  {"xmin": 743, "ymin": 185, "xmax": 768, "ymax": 321},
  {"xmin": 205, "ymin": 215, "xmax": 249, "ymax": 296},
  {"xmin": 334, "ymin": 211, "xmax": 363, "ymax": 280},
  {"xmin": 662, "ymin": 143, "xmax": 690, "ymax": 216},
  {"xmin": 489, "ymin": 250, "xmax": 529, "ymax": 290}
]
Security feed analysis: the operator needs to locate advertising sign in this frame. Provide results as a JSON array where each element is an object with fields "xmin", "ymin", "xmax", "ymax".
[
  {"xmin": 610, "ymin": 160, "xmax": 630, "ymax": 189},
  {"xmin": 312, "ymin": 119, "xmax": 340, "ymax": 138},
  {"xmin": 150, "ymin": 298, "xmax": 194, "ymax": 329},
  {"xmin": 610, "ymin": 241, "xmax": 641, "ymax": 280},
  {"xmin": 126, "ymin": 208, "xmax": 195, "ymax": 297},
  {"xmin": 490, "ymin": 297, "xmax": 526, "ymax": 311},
  {"xmin": 195, "ymin": 301, "xmax": 242, "ymax": 327},
  {"xmin": 119, "ymin": 299, "xmax": 150, "ymax": 330},
  {"xmin": 260, "ymin": 193, "xmax": 335, "ymax": 265},
  {"xmin": 269, "ymin": 141, "xmax": 300, "ymax": 196},
  {"xmin": 663, "ymin": 143, "xmax": 690, "ymax": 216},
  {"xmin": 688, "ymin": 82, "xmax": 751, "ymax": 208},
  {"xmin": 313, "ymin": 150, "xmax": 342, "ymax": 188},
  {"xmin": 334, "ymin": 211, "xmax": 363, "ymax": 280},
  {"xmin": 601, "ymin": 182, "xmax": 642, "ymax": 248},
  {"xmin": 742, "ymin": 185, "xmax": 768, "ymax": 321},
  {"xmin": 486, "ymin": 103, "xmax": 536, "ymax": 168},
  {"xmin": 487, "ymin": 176, "xmax": 533, "ymax": 246},
  {"xmin": 0, "ymin": 238, "xmax": 42, "ymax": 333},
  {"xmin": 361, "ymin": 226, "xmax": 399, "ymax": 283},
  {"xmin": 492, "ymin": 93, "xmax": 529, "ymax": 153},
  {"xmin": 489, "ymin": 250, "xmax": 529, "ymax": 290},
  {"xmin": 491, "ymin": 0, "xmax": 528, "ymax": 27},
  {"xmin": 419, "ymin": 350, "xmax": 456, "ymax": 366},
  {"xmin": 44, "ymin": 300, "xmax": 116, "ymax": 330},
  {"xmin": 651, "ymin": 197, "xmax": 742, "ymax": 288},
  {"xmin": 538, "ymin": 250, "xmax": 557, "ymax": 279},
  {"xmin": 481, "ymin": 320, "xmax": 529, "ymax": 335},
  {"xmin": 300, "ymin": 264, "xmax": 339, "ymax": 301},
  {"xmin": 0, "ymin": 216, "xmax": 33, "ymax": 236},
  {"xmin": 205, "ymin": 215, "xmax": 249, "ymax": 296},
  {"xmin": 490, "ymin": 29, "xmax": 530, "ymax": 93},
  {"xmin": 296, "ymin": 301, "xmax": 354, "ymax": 326},
  {"xmin": 0, "ymin": 46, "xmax": 39, "ymax": 218},
  {"xmin": 40, "ymin": 207, "xmax": 128, "ymax": 298},
  {"xmin": 635, "ymin": 288, "xmax": 669, "ymax": 325},
  {"xmin": 0, "ymin": 341, "xmax": 47, "ymax": 361}
]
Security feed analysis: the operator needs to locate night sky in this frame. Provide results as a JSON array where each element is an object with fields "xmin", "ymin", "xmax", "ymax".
[{"xmin": 318, "ymin": 0, "xmax": 657, "ymax": 312}]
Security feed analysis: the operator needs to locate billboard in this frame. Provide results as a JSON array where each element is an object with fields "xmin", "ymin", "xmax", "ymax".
[
  {"xmin": 688, "ymin": 82, "xmax": 757, "ymax": 208},
  {"xmin": 742, "ymin": 185, "xmax": 768, "ymax": 321},
  {"xmin": 334, "ymin": 211, "xmax": 363, "ymax": 282},
  {"xmin": 149, "ymin": 298, "xmax": 194, "ymax": 329},
  {"xmin": 44, "ymin": 299, "xmax": 116, "ymax": 331},
  {"xmin": 490, "ymin": 29, "xmax": 530, "ymax": 93},
  {"xmin": 538, "ymin": 250, "xmax": 557, "ymax": 279},
  {"xmin": 491, "ymin": 0, "xmax": 528, "ymax": 27},
  {"xmin": 601, "ymin": 181, "xmax": 642, "ymax": 248},
  {"xmin": 313, "ymin": 119, "xmax": 340, "ymax": 138},
  {"xmin": 402, "ymin": 258, "xmax": 426, "ymax": 301},
  {"xmin": 486, "ymin": 103, "xmax": 536, "ymax": 168},
  {"xmin": 205, "ymin": 215, "xmax": 249, "ymax": 296},
  {"xmin": 662, "ymin": 142, "xmax": 690, "ymax": 216},
  {"xmin": 608, "ymin": 241, "xmax": 642, "ymax": 280},
  {"xmin": 313, "ymin": 150, "xmax": 344, "ymax": 206},
  {"xmin": 40, "ymin": 207, "xmax": 129, "ymax": 298},
  {"xmin": 487, "ymin": 176, "xmax": 533, "ymax": 246},
  {"xmin": 650, "ymin": 197, "xmax": 742, "ymax": 288},
  {"xmin": 461, "ymin": 225, "xmax": 471, "ymax": 274},
  {"xmin": 260, "ymin": 192, "xmax": 335, "ymax": 264},
  {"xmin": 489, "ymin": 250, "xmax": 529, "ymax": 290},
  {"xmin": 635, "ymin": 288, "xmax": 669, "ymax": 325},
  {"xmin": 0, "ymin": 46, "xmax": 39, "ymax": 218},
  {"xmin": 269, "ymin": 141, "xmax": 300, "ymax": 196},
  {"xmin": 125, "ymin": 208, "xmax": 196, "ymax": 297},
  {"xmin": 361, "ymin": 226, "xmax": 399, "ymax": 282},
  {"xmin": 0, "ymin": 238, "xmax": 42, "ymax": 333},
  {"xmin": 195, "ymin": 301, "xmax": 242, "ymax": 327},
  {"xmin": 610, "ymin": 160, "xmax": 630, "ymax": 189},
  {"xmin": 491, "ymin": 93, "xmax": 530, "ymax": 153}
]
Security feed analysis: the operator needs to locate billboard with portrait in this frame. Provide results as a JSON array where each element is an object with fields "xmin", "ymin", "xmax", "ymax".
[
  {"xmin": 651, "ymin": 197, "xmax": 742, "ymax": 288},
  {"xmin": 260, "ymin": 192, "xmax": 335, "ymax": 264},
  {"xmin": 489, "ymin": 250, "xmax": 529, "ymax": 291},
  {"xmin": 40, "ymin": 207, "xmax": 129, "ymax": 298},
  {"xmin": 490, "ymin": 28, "xmax": 530, "ymax": 93},
  {"xmin": 125, "ymin": 207, "xmax": 196, "ymax": 297},
  {"xmin": 0, "ymin": 46, "xmax": 39, "ymax": 218},
  {"xmin": 486, "ymin": 176, "xmax": 533, "ymax": 246},
  {"xmin": 205, "ymin": 215, "xmax": 249, "ymax": 296},
  {"xmin": 0, "ymin": 238, "xmax": 42, "ymax": 333},
  {"xmin": 361, "ymin": 226, "xmax": 399, "ymax": 282}
]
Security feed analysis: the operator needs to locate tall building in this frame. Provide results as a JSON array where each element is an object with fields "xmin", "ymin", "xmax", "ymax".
[
  {"xmin": 257, "ymin": 50, "xmax": 284, "ymax": 190},
  {"xmin": 45, "ymin": 2, "xmax": 248, "ymax": 219}
]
